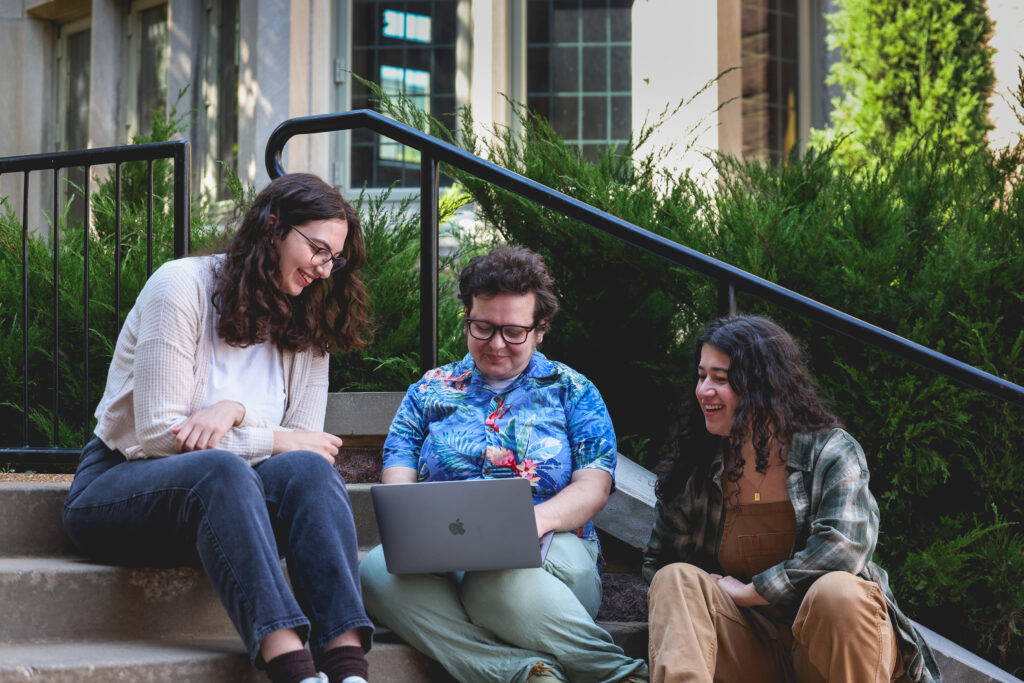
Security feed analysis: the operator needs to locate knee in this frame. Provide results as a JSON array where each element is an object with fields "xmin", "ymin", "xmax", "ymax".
[
  {"xmin": 358, "ymin": 545, "xmax": 391, "ymax": 600},
  {"xmin": 650, "ymin": 562, "xmax": 708, "ymax": 599},
  {"xmin": 796, "ymin": 572, "xmax": 885, "ymax": 633},
  {"xmin": 544, "ymin": 535, "xmax": 600, "ymax": 591},
  {"xmin": 462, "ymin": 567, "xmax": 536, "ymax": 614},
  {"xmin": 265, "ymin": 451, "xmax": 342, "ymax": 487},
  {"xmin": 193, "ymin": 450, "xmax": 261, "ymax": 495}
]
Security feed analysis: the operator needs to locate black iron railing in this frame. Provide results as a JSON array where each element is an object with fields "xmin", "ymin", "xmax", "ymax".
[
  {"xmin": 0, "ymin": 141, "xmax": 191, "ymax": 468},
  {"xmin": 266, "ymin": 110, "xmax": 1024, "ymax": 409}
]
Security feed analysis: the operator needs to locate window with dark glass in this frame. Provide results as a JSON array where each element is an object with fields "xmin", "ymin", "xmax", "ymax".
[
  {"xmin": 350, "ymin": 0, "xmax": 457, "ymax": 188},
  {"xmin": 200, "ymin": 0, "xmax": 240, "ymax": 200},
  {"xmin": 64, "ymin": 27, "xmax": 91, "ymax": 219},
  {"xmin": 136, "ymin": 5, "xmax": 169, "ymax": 136},
  {"xmin": 741, "ymin": 0, "xmax": 798, "ymax": 163},
  {"xmin": 526, "ymin": 0, "xmax": 632, "ymax": 162}
]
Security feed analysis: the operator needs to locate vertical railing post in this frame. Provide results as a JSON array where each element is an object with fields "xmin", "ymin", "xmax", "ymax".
[
  {"xmin": 419, "ymin": 154, "xmax": 440, "ymax": 373},
  {"xmin": 146, "ymin": 160, "xmax": 154, "ymax": 276},
  {"xmin": 717, "ymin": 279, "xmax": 736, "ymax": 317},
  {"xmin": 20, "ymin": 172, "xmax": 30, "ymax": 447},
  {"xmin": 114, "ymin": 164, "xmax": 122, "ymax": 328},
  {"xmin": 83, "ymin": 169, "xmax": 91, "ymax": 437},
  {"xmin": 52, "ymin": 168, "xmax": 60, "ymax": 446},
  {"xmin": 173, "ymin": 141, "xmax": 191, "ymax": 257}
]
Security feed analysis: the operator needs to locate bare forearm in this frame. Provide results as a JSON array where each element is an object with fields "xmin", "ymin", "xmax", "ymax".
[
  {"xmin": 533, "ymin": 469, "xmax": 612, "ymax": 536},
  {"xmin": 382, "ymin": 466, "xmax": 418, "ymax": 484}
]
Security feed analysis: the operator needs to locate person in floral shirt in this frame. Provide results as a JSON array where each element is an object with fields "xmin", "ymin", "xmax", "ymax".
[{"xmin": 359, "ymin": 246, "xmax": 648, "ymax": 683}]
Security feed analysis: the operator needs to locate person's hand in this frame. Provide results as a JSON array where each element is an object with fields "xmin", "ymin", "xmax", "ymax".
[
  {"xmin": 709, "ymin": 574, "xmax": 770, "ymax": 607},
  {"xmin": 172, "ymin": 400, "xmax": 245, "ymax": 453},
  {"xmin": 273, "ymin": 429, "xmax": 343, "ymax": 464},
  {"xmin": 534, "ymin": 506, "xmax": 556, "ymax": 539}
]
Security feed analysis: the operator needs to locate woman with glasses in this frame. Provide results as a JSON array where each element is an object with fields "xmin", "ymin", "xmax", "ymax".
[
  {"xmin": 63, "ymin": 173, "xmax": 375, "ymax": 683},
  {"xmin": 359, "ymin": 246, "xmax": 648, "ymax": 683}
]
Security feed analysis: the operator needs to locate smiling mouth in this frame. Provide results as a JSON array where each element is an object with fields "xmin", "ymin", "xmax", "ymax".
[
  {"xmin": 702, "ymin": 403, "xmax": 724, "ymax": 415},
  {"xmin": 298, "ymin": 270, "xmax": 316, "ymax": 286}
]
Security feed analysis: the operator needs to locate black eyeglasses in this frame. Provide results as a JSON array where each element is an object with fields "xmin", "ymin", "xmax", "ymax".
[
  {"xmin": 293, "ymin": 227, "xmax": 347, "ymax": 272},
  {"xmin": 464, "ymin": 318, "xmax": 537, "ymax": 345}
]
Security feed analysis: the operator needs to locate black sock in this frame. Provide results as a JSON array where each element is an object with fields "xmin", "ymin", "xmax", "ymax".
[
  {"xmin": 265, "ymin": 649, "xmax": 319, "ymax": 683},
  {"xmin": 317, "ymin": 645, "xmax": 369, "ymax": 683}
]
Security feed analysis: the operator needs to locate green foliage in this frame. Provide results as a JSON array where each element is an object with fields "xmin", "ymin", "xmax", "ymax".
[
  {"xmin": 328, "ymin": 185, "xmax": 482, "ymax": 391},
  {"xmin": 709, "ymin": 134, "xmax": 1024, "ymax": 673},
  {"xmin": 901, "ymin": 509, "xmax": 1024, "ymax": 666},
  {"xmin": 0, "ymin": 106, "xmax": 220, "ymax": 454},
  {"xmin": 364, "ymin": 82, "xmax": 721, "ymax": 462},
  {"xmin": 363, "ymin": 70, "xmax": 1024, "ymax": 672},
  {"xmin": 818, "ymin": 0, "xmax": 995, "ymax": 168}
]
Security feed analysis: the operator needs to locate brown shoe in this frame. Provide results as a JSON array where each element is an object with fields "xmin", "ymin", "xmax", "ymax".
[{"xmin": 526, "ymin": 662, "xmax": 563, "ymax": 682}]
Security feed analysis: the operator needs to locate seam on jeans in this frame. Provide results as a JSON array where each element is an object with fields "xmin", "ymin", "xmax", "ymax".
[
  {"xmin": 868, "ymin": 582, "xmax": 886, "ymax": 682},
  {"xmin": 64, "ymin": 484, "xmax": 195, "ymax": 513},
  {"xmin": 191, "ymin": 486, "xmax": 285, "ymax": 653}
]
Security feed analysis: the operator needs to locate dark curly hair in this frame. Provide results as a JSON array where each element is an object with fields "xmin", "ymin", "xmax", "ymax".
[
  {"xmin": 655, "ymin": 315, "xmax": 841, "ymax": 502},
  {"xmin": 458, "ymin": 245, "xmax": 559, "ymax": 329},
  {"xmin": 211, "ymin": 173, "xmax": 371, "ymax": 355}
]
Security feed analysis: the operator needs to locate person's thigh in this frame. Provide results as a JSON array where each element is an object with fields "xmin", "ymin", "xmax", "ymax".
[
  {"xmin": 539, "ymin": 532, "xmax": 604, "ymax": 617},
  {"xmin": 63, "ymin": 443, "xmax": 264, "ymax": 566},
  {"xmin": 791, "ymin": 571, "xmax": 900, "ymax": 683},
  {"xmin": 461, "ymin": 532, "xmax": 647, "ymax": 683},
  {"xmin": 648, "ymin": 563, "xmax": 784, "ymax": 683}
]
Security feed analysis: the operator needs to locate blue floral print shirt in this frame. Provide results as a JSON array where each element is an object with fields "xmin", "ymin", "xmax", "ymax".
[{"xmin": 383, "ymin": 352, "xmax": 617, "ymax": 542}]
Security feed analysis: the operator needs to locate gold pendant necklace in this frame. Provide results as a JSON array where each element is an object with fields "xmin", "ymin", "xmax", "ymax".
[
  {"xmin": 752, "ymin": 461, "xmax": 783, "ymax": 501},
  {"xmin": 754, "ymin": 472, "xmax": 767, "ymax": 501}
]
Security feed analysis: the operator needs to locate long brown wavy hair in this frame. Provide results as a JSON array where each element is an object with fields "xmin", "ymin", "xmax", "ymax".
[
  {"xmin": 212, "ymin": 173, "xmax": 371, "ymax": 355},
  {"xmin": 656, "ymin": 315, "xmax": 841, "ymax": 502}
]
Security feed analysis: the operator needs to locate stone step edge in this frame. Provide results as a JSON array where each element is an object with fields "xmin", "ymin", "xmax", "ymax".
[{"xmin": 0, "ymin": 637, "xmax": 437, "ymax": 683}]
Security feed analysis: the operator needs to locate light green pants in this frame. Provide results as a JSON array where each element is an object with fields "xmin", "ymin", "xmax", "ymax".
[{"xmin": 359, "ymin": 532, "xmax": 648, "ymax": 683}]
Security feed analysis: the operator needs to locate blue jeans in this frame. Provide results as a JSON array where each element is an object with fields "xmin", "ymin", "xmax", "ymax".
[
  {"xmin": 63, "ymin": 437, "xmax": 374, "ymax": 664},
  {"xmin": 360, "ymin": 532, "xmax": 648, "ymax": 682}
]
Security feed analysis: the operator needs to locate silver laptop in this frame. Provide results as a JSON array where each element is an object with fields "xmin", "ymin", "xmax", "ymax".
[{"xmin": 371, "ymin": 478, "xmax": 554, "ymax": 574}]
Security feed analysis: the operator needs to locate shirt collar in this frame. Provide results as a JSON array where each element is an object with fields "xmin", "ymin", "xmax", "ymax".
[{"xmin": 462, "ymin": 350, "xmax": 557, "ymax": 388}]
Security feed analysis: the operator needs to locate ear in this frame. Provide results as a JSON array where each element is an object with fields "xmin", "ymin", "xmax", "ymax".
[{"xmin": 535, "ymin": 318, "xmax": 549, "ymax": 344}]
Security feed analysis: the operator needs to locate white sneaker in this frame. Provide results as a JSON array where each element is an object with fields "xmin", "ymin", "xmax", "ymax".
[{"xmin": 340, "ymin": 677, "xmax": 368, "ymax": 683}]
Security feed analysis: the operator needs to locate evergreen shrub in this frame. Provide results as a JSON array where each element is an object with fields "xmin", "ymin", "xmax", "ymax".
[
  {"xmin": 0, "ymin": 109, "xmax": 220, "ymax": 458},
  {"xmin": 362, "ymin": 80, "xmax": 1024, "ymax": 672},
  {"xmin": 820, "ymin": 0, "xmax": 995, "ymax": 168}
]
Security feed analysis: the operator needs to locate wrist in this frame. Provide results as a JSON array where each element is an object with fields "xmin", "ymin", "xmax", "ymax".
[{"xmin": 233, "ymin": 401, "xmax": 246, "ymax": 426}]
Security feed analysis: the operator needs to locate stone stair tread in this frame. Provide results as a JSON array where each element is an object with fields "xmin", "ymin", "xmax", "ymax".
[
  {"xmin": 0, "ymin": 637, "xmax": 441, "ymax": 683},
  {"xmin": 0, "ymin": 638, "xmax": 264, "ymax": 683}
]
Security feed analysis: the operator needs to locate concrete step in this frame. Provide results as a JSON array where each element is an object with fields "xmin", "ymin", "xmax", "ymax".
[
  {"xmin": 0, "ymin": 557, "xmax": 235, "ymax": 643},
  {"xmin": 0, "ymin": 638, "xmax": 437, "ymax": 683},
  {"xmin": 0, "ymin": 483, "xmax": 76, "ymax": 556},
  {"xmin": 0, "ymin": 482, "xmax": 382, "ymax": 557}
]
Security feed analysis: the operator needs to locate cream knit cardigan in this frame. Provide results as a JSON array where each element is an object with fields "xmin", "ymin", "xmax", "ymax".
[{"xmin": 93, "ymin": 255, "xmax": 329, "ymax": 464}]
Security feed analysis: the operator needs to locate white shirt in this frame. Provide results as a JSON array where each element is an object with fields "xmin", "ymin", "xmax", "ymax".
[{"xmin": 204, "ymin": 331, "xmax": 287, "ymax": 426}]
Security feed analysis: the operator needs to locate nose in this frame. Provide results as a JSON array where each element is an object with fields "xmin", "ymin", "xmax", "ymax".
[
  {"xmin": 696, "ymin": 377, "xmax": 713, "ymax": 397},
  {"xmin": 485, "ymin": 331, "xmax": 508, "ymax": 349},
  {"xmin": 313, "ymin": 260, "xmax": 333, "ymax": 278}
]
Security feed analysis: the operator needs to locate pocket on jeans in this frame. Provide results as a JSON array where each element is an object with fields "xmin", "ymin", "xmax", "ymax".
[{"xmin": 738, "ymin": 531, "xmax": 795, "ymax": 578}]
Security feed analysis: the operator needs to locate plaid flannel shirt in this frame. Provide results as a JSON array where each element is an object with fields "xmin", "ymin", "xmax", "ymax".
[{"xmin": 643, "ymin": 428, "xmax": 940, "ymax": 683}]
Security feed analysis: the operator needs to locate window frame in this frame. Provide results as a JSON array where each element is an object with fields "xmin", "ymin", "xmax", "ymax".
[
  {"xmin": 332, "ymin": 0, "xmax": 466, "ymax": 196},
  {"xmin": 121, "ymin": 0, "xmax": 170, "ymax": 143}
]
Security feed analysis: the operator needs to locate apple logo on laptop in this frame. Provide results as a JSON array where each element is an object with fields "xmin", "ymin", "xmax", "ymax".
[{"xmin": 448, "ymin": 518, "xmax": 466, "ymax": 535}]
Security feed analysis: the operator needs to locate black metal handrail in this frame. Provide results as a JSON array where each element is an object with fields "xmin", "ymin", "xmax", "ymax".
[
  {"xmin": 0, "ymin": 141, "xmax": 191, "ymax": 467},
  {"xmin": 266, "ymin": 110, "xmax": 1024, "ymax": 409}
]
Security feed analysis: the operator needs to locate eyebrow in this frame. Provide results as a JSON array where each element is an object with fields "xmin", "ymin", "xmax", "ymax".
[
  {"xmin": 305, "ymin": 234, "xmax": 343, "ymax": 258},
  {"xmin": 698, "ymin": 364, "xmax": 730, "ymax": 373}
]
